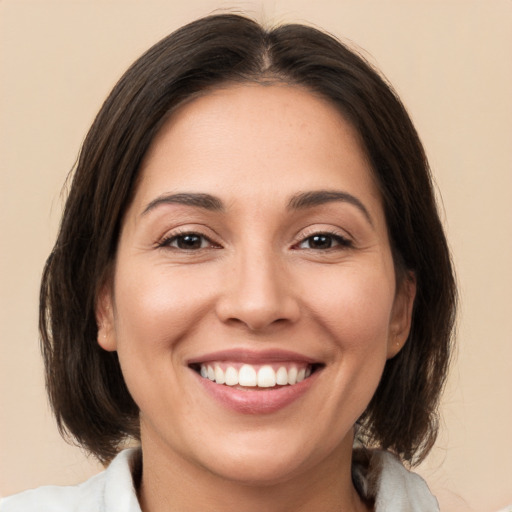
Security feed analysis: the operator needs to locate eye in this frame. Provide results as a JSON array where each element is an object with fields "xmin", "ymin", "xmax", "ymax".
[
  {"xmin": 159, "ymin": 232, "xmax": 218, "ymax": 250},
  {"xmin": 297, "ymin": 232, "xmax": 352, "ymax": 250}
]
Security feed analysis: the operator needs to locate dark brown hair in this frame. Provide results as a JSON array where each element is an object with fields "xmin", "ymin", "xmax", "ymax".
[{"xmin": 40, "ymin": 13, "xmax": 456, "ymax": 465}]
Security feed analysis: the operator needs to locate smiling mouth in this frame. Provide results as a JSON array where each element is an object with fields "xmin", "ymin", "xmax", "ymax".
[{"xmin": 190, "ymin": 362, "xmax": 323, "ymax": 389}]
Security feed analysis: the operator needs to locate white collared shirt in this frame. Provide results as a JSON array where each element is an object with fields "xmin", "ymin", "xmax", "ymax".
[{"xmin": 0, "ymin": 448, "xmax": 440, "ymax": 511}]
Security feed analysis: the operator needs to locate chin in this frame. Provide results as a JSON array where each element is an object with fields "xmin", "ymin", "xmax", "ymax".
[
  {"xmin": 190, "ymin": 426, "xmax": 351, "ymax": 487},
  {"xmin": 204, "ymin": 451, "xmax": 314, "ymax": 487}
]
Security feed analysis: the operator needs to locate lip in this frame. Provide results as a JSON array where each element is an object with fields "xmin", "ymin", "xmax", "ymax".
[
  {"xmin": 192, "ymin": 370, "xmax": 320, "ymax": 414},
  {"xmin": 187, "ymin": 348, "xmax": 318, "ymax": 365},
  {"xmin": 188, "ymin": 348, "xmax": 323, "ymax": 415}
]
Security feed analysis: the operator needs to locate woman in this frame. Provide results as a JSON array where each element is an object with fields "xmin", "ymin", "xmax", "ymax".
[{"xmin": 1, "ymin": 13, "xmax": 456, "ymax": 512}]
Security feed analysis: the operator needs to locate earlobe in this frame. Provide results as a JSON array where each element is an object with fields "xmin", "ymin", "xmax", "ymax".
[
  {"xmin": 387, "ymin": 272, "xmax": 416, "ymax": 359},
  {"xmin": 96, "ymin": 285, "xmax": 117, "ymax": 352}
]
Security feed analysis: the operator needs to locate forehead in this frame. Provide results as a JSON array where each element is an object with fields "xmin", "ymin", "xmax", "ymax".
[{"xmin": 132, "ymin": 83, "xmax": 383, "ymax": 220}]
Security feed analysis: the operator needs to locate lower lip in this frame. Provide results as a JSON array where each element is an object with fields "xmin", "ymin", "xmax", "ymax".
[{"xmin": 193, "ymin": 370, "xmax": 319, "ymax": 414}]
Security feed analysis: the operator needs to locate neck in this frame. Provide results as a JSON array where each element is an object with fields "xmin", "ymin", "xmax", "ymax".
[{"xmin": 137, "ymin": 428, "xmax": 371, "ymax": 512}]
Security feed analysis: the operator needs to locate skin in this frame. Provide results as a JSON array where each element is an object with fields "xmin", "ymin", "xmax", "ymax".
[{"xmin": 97, "ymin": 84, "xmax": 415, "ymax": 512}]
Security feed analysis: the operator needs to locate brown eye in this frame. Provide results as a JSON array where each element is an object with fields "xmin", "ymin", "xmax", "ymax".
[
  {"xmin": 176, "ymin": 234, "xmax": 204, "ymax": 249},
  {"xmin": 307, "ymin": 235, "xmax": 334, "ymax": 249},
  {"xmin": 298, "ymin": 233, "xmax": 352, "ymax": 250},
  {"xmin": 160, "ymin": 232, "xmax": 214, "ymax": 250}
]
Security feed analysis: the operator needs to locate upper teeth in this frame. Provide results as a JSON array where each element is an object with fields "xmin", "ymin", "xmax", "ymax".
[{"xmin": 199, "ymin": 363, "xmax": 312, "ymax": 387}]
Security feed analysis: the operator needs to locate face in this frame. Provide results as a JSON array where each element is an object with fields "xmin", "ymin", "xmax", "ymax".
[{"xmin": 98, "ymin": 84, "xmax": 415, "ymax": 486}]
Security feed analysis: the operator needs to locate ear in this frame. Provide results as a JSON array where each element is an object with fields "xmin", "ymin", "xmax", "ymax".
[
  {"xmin": 387, "ymin": 272, "xmax": 416, "ymax": 359},
  {"xmin": 96, "ymin": 283, "xmax": 117, "ymax": 352}
]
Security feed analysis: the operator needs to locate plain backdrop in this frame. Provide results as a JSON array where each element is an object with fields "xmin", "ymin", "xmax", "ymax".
[{"xmin": 1, "ymin": 1, "xmax": 511, "ymax": 511}]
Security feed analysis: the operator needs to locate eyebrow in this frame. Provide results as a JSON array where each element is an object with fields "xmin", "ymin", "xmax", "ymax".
[
  {"xmin": 141, "ymin": 189, "xmax": 372, "ymax": 225},
  {"xmin": 287, "ymin": 190, "xmax": 373, "ymax": 226},
  {"xmin": 141, "ymin": 192, "xmax": 224, "ymax": 216}
]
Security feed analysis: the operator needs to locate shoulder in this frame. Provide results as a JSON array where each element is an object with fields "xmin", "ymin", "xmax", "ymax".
[
  {"xmin": 353, "ymin": 449, "xmax": 440, "ymax": 512},
  {"xmin": 0, "ymin": 449, "xmax": 141, "ymax": 512},
  {"xmin": 0, "ymin": 473, "xmax": 104, "ymax": 512}
]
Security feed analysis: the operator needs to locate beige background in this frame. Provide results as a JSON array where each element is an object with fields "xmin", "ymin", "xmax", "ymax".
[{"xmin": 1, "ymin": 1, "xmax": 511, "ymax": 511}]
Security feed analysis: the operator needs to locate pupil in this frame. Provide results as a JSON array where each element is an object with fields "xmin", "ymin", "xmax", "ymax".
[
  {"xmin": 311, "ymin": 235, "xmax": 331, "ymax": 249},
  {"xmin": 178, "ymin": 234, "xmax": 201, "ymax": 249}
]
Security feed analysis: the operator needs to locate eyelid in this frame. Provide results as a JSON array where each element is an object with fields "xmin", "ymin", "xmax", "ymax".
[
  {"xmin": 291, "ymin": 226, "xmax": 354, "ymax": 250},
  {"xmin": 155, "ymin": 226, "xmax": 222, "ymax": 250},
  {"xmin": 154, "ymin": 224, "xmax": 354, "ymax": 251}
]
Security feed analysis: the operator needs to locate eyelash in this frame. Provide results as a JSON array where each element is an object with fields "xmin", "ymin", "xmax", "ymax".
[
  {"xmin": 294, "ymin": 232, "xmax": 353, "ymax": 251},
  {"xmin": 156, "ymin": 230, "xmax": 220, "ymax": 251},
  {"xmin": 157, "ymin": 229, "xmax": 353, "ymax": 252}
]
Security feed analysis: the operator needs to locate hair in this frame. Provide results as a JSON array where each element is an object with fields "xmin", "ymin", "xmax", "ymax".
[{"xmin": 40, "ymin": 13, "xmax": 457, "ymax": 465}]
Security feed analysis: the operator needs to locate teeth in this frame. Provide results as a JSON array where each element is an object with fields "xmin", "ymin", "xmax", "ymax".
[
  {"xmin": 198, "ymin": 363, "xmax": 314, "ymax": 388},
  {"xmin": 214, "ymin": 366, "xmax": 225, "ymax": 384},
  {"xmin": 276, "ymin": 366, "xmax": 288, "ymax": 385},
  {"xmin": 288, "ymin": 367, "xmax": 298, "ymax": 385},
  {"xmin": 225, "ymin": 366, "xmax": 238, "ymax": 386},
  {"xmin": 239, "ymin": 364, "xmax": 257, "ymax": 386},
  {"xmin": 257, "ymin": 365, "xmax": 276, "ymax": 387}
]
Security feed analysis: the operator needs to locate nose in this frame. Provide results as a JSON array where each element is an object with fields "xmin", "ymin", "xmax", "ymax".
[{"xmin": 215, "ymin": 249, "xmax": 300, "ymax": 332}]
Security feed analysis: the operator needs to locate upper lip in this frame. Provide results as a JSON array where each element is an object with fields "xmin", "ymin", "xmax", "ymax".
[{"xmin": 187, "ymin": 348, "xmax": 320, "ymax": 366}]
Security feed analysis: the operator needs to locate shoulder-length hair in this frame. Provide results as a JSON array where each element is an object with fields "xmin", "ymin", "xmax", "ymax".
[{"xmin": 40, "ymin": 13, "xmax": 456, "ymax": 465}]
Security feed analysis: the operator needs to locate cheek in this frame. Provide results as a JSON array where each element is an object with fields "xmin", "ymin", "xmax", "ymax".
[
  {"xmin": 311, "ymin": 275, "xmax": 394, "ymax": 416},
  {"xmin": 113, "ymin": 262, "xmax": 215, "ymax": 348},
  {"xmin": 110, "ymin": 263, "xmax": 219, "ymax": 409},
  {"xmin": 110, "ymin": 263, "xmax": 215, "ymax": 410},
  {"xmin": 303, "ymin": 265, "xmax": 396, "ymax": 351}
]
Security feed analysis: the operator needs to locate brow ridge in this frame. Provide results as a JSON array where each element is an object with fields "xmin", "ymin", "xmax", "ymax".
[
  {"xmin": 142, "ymin": 190, "xmax": 372, "ymax": 225},
  {"xmin": 287, "ymin": 190, "xmax": 373, "ymax": 225},
  {"xmin": 142, "ymin": 192, "xmax": 224, "ymax": 216}
]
